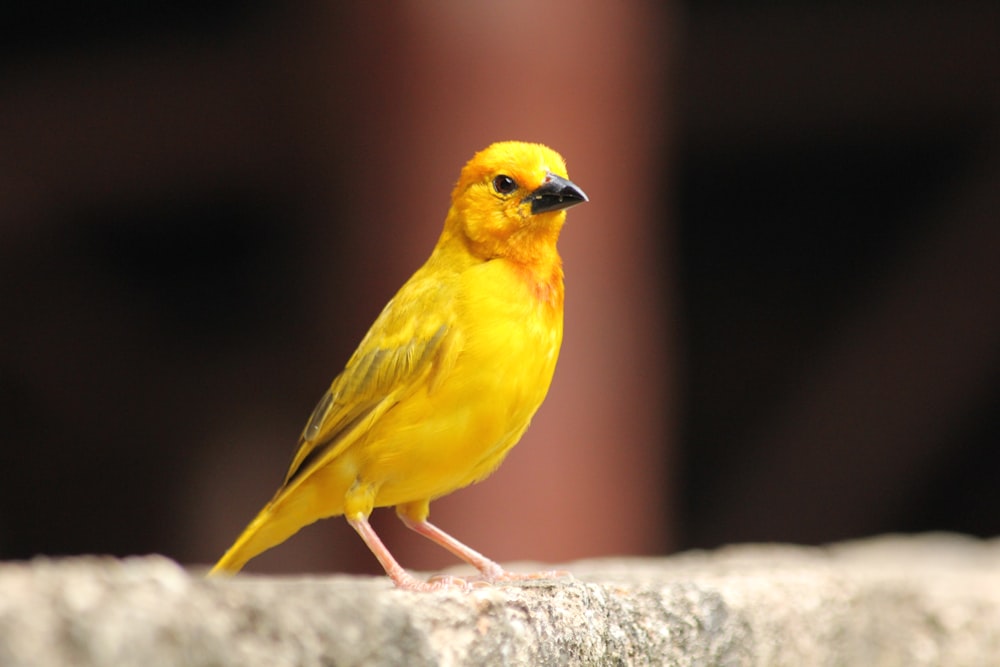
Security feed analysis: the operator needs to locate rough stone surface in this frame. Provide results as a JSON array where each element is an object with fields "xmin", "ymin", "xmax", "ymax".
[{"xmin": 1, "ymin": 534, "xmax": 998, "ymax": 666}]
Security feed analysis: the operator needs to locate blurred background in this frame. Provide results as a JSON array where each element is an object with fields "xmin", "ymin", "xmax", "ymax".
[{"xmin": 1, "ymin": 1, "xmax": 997, "ymax": 575}]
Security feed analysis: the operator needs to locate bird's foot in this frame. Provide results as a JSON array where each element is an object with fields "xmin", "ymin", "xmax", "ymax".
[
  {"xmin": 391, "ymin": 571, "xmax": 488, "ymax": 592},
  {"xmin": 387, "ymin": 557, "xmax": 569, "ymax": 591},
  {"xmin": 469, "ymin": 562, "xmax": 570, "ymax": 585},
  {"xmin": 426, "ymin": 573, "xmax": 491, "ymax": 590},
  {"xmin": 484, "ymin": 568, "xmax": 570, "ymax": 584}
]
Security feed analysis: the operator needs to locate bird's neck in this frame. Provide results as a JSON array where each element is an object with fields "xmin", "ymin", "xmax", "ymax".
[
  {"xmin": 511, "ymin": 257, "xmax": 564, "ymax": 311},
  {"xmin": 433, "ymin": 228, "xmax": 564, "ymax": 310}
]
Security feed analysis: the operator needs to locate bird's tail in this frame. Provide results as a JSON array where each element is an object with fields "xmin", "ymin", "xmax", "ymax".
[
  {"xmin": 208, "ymin": 481, "xmax": 336, "ymax": 576},
  {"xmin": 208, "ymin": 504, "xmax": 284, "ymax": 575}
]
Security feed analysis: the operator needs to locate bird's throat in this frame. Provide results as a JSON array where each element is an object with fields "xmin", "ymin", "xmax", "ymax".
[{"xmin": 509, "ymin": 258, "xmax": 564, "ymax": 312}]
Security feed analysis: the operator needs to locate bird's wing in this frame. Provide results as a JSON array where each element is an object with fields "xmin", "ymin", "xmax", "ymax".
[{"xmin": 282, "ymin": 273, "xmax": 461, "ymax": 486}]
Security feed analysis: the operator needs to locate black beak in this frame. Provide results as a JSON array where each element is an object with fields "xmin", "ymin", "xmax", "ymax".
[{"xmin": 526, "ymin": 173, "xmax": 588, "ymax": 214}]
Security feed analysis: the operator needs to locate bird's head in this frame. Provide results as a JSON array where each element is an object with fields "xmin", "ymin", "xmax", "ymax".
[{"xmin": 444, "ymin": 141, "xmax": 587, "ymax": 265}]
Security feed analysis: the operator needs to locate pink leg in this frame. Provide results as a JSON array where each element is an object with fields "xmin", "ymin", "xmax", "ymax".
[
  {"xmin": 396, "ymin": 513, "xmax": 567, "ymax": 584},
  {"xmin": 347, "ymin": 515, "xmax": 468, "ymax": 591}
]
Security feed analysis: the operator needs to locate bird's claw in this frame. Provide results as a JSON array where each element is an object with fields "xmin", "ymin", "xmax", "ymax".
[
  {"xmin": 486, "ymin": 568, "xmax": 570, "ymax": 584},
  {"xmin": 397, "ymin": 568, "xmax": 568, "ymax": 592},
  {"xmin": 425, "ymin": 574, "xmax": 490, "ymax": 590}
]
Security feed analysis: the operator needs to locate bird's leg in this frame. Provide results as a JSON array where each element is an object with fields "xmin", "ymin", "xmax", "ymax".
[
  {"xmin": 397, "ymin": 511, "xmax": 506, "ymax": 580},
  {"xmin": 395, "ymin": 504, "xmax": 567, "ymax": 584},
  {"xmin": 346, "ymin": 514, "xmax": 469, "ymax": 591}
]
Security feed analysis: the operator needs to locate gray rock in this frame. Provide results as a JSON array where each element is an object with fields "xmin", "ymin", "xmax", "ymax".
[{"xmin": 1, "ymin": 534, "xmax": 998, "ymax": 666}]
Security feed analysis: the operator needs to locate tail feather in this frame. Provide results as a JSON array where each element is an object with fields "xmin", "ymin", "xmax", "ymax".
[
  {"xmin": 208, "ymin": 480, "xmax": 339, "ymax": 575},
  {"xmin": 209, "ymin": 504, "xmax": 288, "ymax": 575}
]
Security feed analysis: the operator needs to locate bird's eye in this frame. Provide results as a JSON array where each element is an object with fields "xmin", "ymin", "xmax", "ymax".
[{"xmin": 492, "ymin": 175, "xmax": 517, "ymax": 195}]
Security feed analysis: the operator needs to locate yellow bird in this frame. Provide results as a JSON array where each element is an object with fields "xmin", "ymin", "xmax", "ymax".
[{"xmin": 209, "ymin": 141, "xmax": 587, "ymax": 590}]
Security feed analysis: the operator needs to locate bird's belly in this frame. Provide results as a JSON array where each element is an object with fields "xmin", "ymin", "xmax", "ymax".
[{"xmin": 361, "ymin": 293, "xmax": 561, "ymax": 507}]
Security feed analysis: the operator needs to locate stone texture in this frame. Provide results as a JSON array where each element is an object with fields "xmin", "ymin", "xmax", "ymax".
[{"xmin": 1, "ymin": 534, "xmax": 998, "ymax": 666}]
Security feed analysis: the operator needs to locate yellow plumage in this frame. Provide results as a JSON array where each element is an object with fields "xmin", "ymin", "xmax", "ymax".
[{"xmin": 210, "ymin": 141, "xmax": 587, "ymax": 589}]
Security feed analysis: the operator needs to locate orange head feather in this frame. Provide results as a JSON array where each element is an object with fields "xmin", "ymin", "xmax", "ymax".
[{"xmin": 443, "ymin": 141, "xmax": 587, "ymax": 266}]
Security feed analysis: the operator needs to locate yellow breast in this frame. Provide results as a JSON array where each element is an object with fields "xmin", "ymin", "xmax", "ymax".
[{"xmin": 358, "ymin": 256, "xmax": 563, "ymax": 507}]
